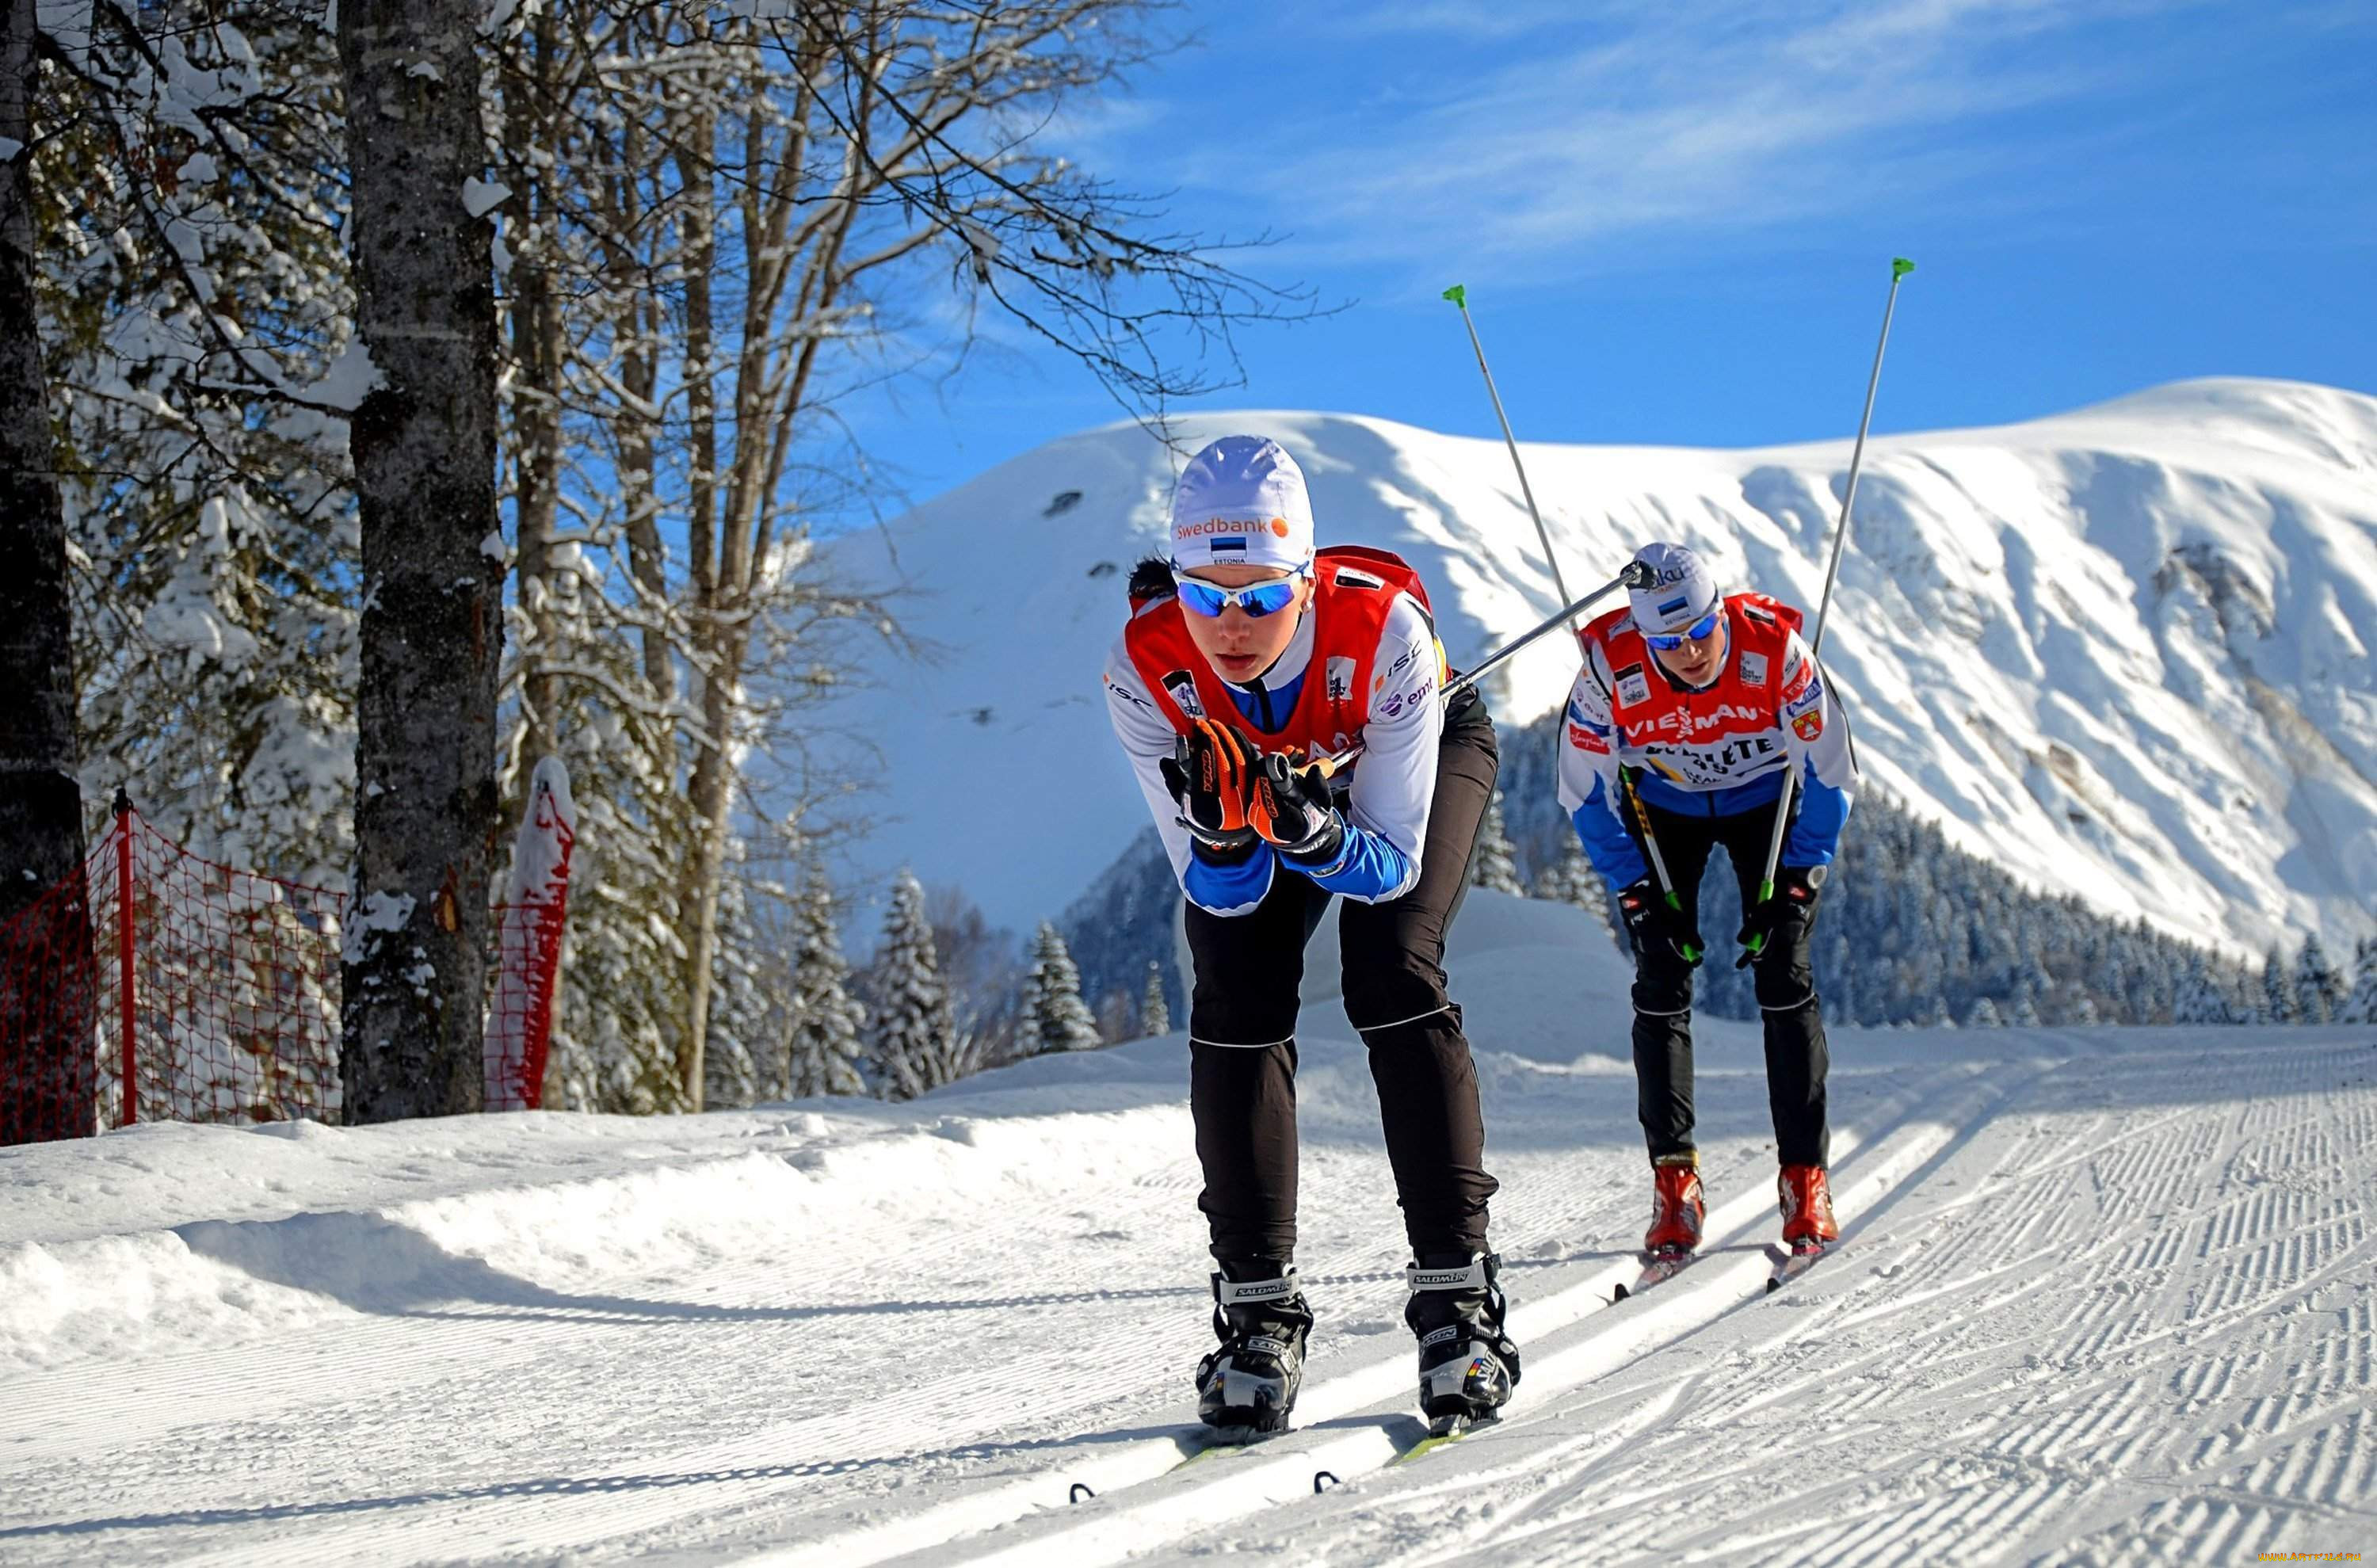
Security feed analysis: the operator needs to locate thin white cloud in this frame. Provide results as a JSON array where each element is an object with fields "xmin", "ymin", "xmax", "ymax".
[{"xmin": 1101, "ymin": 0, "xmax": 2230, "ymax": 283}]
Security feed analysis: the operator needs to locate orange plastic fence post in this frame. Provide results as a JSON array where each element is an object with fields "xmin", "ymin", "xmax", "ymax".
[{"xmin": 113, "ymin": 790, "xmax": 136, "ymax": 1127}]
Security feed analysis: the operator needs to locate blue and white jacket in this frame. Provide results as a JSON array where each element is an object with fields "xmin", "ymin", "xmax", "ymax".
[{"xmin": 1103, "ymin": 594, "xmax": 1444, "ymax": 916}]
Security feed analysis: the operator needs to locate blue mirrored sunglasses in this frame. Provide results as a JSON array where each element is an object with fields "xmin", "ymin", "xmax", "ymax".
[
  {"xmin": 1173, "ymin": 567, "xmax": 1307, "ymax": 619},
  {"xmin": 1644, "ymin": 607, "xmax": 1722, "ymax": 650}
]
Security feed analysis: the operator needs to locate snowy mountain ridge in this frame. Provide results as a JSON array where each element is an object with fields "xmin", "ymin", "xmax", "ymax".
[{"xmin": 815, "ymin": 377, "xmax": 2377, "ymax": 957}]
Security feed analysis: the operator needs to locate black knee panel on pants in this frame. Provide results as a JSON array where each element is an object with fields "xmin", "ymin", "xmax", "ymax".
[
  {"xmin": 1750, "ymin": 930, "xmax": 1817, "ymax": 1013},
  {"xmin": 1344, "ymin": 960, "xmax": 1452, "ymax": 1035},
  {"xmin": 1631, "ymin": 950, "xmax": 1695, "ymax": 1017}
]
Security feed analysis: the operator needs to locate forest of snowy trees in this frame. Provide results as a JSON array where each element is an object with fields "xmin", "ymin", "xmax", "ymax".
[{"xmin": 2, "ymin": 0, "xmax": 1302, "ymax": 1127}]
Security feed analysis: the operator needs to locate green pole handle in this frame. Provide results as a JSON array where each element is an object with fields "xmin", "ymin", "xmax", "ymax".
[
  {"xmin": 1663, "ymin": 889, "xmax": 1700, "ymax": 965},
  {"xmin": 1743, "ymin": 876, "xmax": 1776, "ymax": 960}
]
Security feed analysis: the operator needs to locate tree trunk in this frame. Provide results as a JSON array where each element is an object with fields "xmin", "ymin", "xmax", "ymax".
[
  {"xmin": 336, "ymin": 0, "xmax": 502, "ymax": 1122},
  {"xmin": 673, "ymin": 74, "xmax": 721, "ymax": 1112},
  {"xmin": 0, "ymin": 0, "xmax": 97, "ymax": 1145},
  {"xmin": 505, "ymin": 9, "xmax": 564, "ymax": 783}
]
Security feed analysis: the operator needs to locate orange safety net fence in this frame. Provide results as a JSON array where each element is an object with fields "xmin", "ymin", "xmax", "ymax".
[{"xmin": 0, "ymin": 798, "xmax": 572, "ymax": 1143}]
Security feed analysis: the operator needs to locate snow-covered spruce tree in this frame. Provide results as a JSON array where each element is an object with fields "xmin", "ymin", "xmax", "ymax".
[
  {"xmin": 867, "ymin": 873, "xmax": 961, "ymax": 1101},
  {"xmin": 2338, "ymin": 938, "xmax": 2377, "ymax": 1025},
  {"xmin": 1023, "ymin": 921, "xmax": 1101, "ymax": 1055},
  {"xmin": 2292, "ymin": 933, "xmax": 2345, "ymax": 1025},
  {"xmin": 1140, "ymin": 960, "xmax": 1171, "ymax": 1038},
  {"xmin": 1964, "ymin": 996, "xmax": 2002, "ymax": 1028},
  {"xmin": 2260, "ymin": 948, "xmax": 2294, "ymax": 1025},
  {"xmin": 2173, "ymin": 954, "xmax": 2234, "ymax": 1026},
  {"xmin": 783, "ymin": 864, "xmax": 866, "ymax": 1100},
  {"xmin": 1471, "ymin": 790, "xmax": 1526, "ymax": 896}
]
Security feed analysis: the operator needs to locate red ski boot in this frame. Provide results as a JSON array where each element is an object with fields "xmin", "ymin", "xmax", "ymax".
[
  {"xmin": 1777, "ymin": 1164, "xmax": 1839, "ymax": 1249},
  {"xmin": 1643, "ymin": 1154, "xmax": 1705, "ymax": 1255},
  {"xmin": 1614, "ymin": 1155, "xmax": 1707, "ymax": 1300}
]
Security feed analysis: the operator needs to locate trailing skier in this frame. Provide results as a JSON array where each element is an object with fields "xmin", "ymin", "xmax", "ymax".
[
  {"xmin": 1102, "ymin": 434, "xmax": 1519, "ymax": 1433},
  {"xmin": 1559, "ymin": 541, "xmax": 1860, "ymax": 1268}
]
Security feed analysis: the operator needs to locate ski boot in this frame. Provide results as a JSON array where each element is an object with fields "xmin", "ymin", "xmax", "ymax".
[
  {"xmin": 1405, "ymin": 1252, "xmax": 1520, "ymax": 1433},
  {"xmin": 1644, "ymin": 1150, "xmax": 1705, "ymax": 1258},
  {"xmin": 1778, "ymin": 1164, "xmax": 1839, "ymax": 1250},
  {"xmin": 1194, "ymin": 1260, "xmax": 1312, "ymax": 1434}
]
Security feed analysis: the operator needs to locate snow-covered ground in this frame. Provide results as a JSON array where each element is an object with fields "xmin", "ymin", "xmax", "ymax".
[
  {"xmin": 811, "ymin": 377, "xmax": 2377, "ymax": 958},
  {"xmin": 3, "ymin": 894, "xmax": 2371, "ymax": 1565}
]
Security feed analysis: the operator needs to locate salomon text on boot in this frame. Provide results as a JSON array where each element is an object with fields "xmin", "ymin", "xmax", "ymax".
[
  {"xmin": 1195, "ymin": 1260, "xmax": 1313, "ymax": 1435},
  {"xmin": 1404, "ymin": 1252, "xmax": 1520, "ymax": 1431}
]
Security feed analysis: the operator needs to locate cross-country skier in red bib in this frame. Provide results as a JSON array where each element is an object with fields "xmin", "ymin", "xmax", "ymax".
[
  {"xmin": 1103, "ymin": 434, "xmax": 1520, "ymax": 1436},
  {"xmin": 1558, "ymin": 541, "xmax": 1858, "ymax": 1267}
]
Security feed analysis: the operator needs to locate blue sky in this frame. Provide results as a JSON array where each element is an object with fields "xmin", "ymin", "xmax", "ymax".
[{"xmin": 832, "ymin": 0, "xmax": 2376, "ymax": 514}]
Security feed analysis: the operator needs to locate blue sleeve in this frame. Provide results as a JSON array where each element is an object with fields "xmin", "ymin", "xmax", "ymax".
[
  {"xmin": 1782, "ymin": 753, "xmax": 1850, "ymax": 868},
  {"xmin": 1284, "ymin": 822, "xmax": 1414, "ymax": 902},
  {"xmin": 1572, "ymin": 775, "xmax": 1648, "ymax": 889},
  {"xmin": 1181, "ymin": 841, "xmax": 1277, "ymax": 914}
]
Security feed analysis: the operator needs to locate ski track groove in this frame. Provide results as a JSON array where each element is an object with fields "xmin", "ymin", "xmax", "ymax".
[
  {"xmin": 1196, "ymin": 1038, "xmax": 2376, "ymax": 1568},
  {"xmin": 910, "ymin": 1069, "xmax": 2008, "ymax": 1568},
  {"xmin": 633, "ymin": 1070, "xmax": 1972, "ymax": 1568}
]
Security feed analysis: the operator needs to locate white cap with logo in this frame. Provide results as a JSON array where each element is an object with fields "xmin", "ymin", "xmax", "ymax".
[
  {"xmin": 1626, "ymin": 540, "xmax": 1721, "ymax": 634},
  {"xmin": 1169, "ymin": 435, "xmax": 1316, "ymax": 576}
]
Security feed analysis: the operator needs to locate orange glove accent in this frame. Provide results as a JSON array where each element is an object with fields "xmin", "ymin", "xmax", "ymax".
[
  {"xmin": 1194, "ymin": 719, "xmax": 1254, "ymax": 834},
  {"xmin": 1247, "ymin": 750, "xmax": 1341, "ymax": 859}
]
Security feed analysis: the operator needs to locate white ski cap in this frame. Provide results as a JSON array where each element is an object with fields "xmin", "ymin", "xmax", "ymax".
[
  {"xmin": 1627, "ymin": 541, "xmax": 1720, "ymax": 634},
  {"xmin": 1168, "ymin": 435, "xmax": 1314, "ymax": 576}
]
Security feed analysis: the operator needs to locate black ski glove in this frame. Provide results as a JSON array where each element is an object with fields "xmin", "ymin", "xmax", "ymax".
[
  {"xmin": 1250, "ymin": 751, "xmax": 1345, "ymax": 864},
  {"xmin": 1736, "ymin": 865, "xmax": 1824, "ymax": 967},
  {"xmin": 1159, "ymin": 719, "xmax": 1261, "ymax": 864},
  {"xmin": 1617, "ymin": 877, "xmax": 1702, "ymax": 967}
]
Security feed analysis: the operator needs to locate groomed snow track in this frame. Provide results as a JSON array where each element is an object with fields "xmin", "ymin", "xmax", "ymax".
[{"xmin": 3, "ymin": 1018, "xmax": 2372, "ymax": 1566}]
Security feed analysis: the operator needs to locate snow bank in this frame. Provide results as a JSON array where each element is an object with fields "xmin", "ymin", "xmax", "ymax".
[
  {"xmin": 0, "ymin": 892, "xmax": 1628, "ymax": 1378},
  {"xmin": 0, "ymin": 1093, "xmax": 1197, "ymax": 1378}
]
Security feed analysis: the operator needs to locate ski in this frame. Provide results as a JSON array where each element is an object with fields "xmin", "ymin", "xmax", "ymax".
[
  {"xmin": 1612, "ymin": 1246, "xmax": 1696, "ymax": 1303},
  {"xmin": 1765, "ymin": 1240, "xmax": 1828, "ymax": 1292},
  {"xmin": 1391, "ymin": 1410, "xmax": 1492, "ymax": 1466},
  {"xmin": 1169, "ymin": 1425, "xmax": 1286, "ymax": 1472}
]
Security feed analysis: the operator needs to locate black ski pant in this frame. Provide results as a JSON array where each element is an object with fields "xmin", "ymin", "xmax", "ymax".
[
  {"xmin": 1630, "ymin": 798, "xmax": 1830, "ymax": 1168},
  {"xmin": 1182, "ymin": 694, "xmax": 1499, "ymax": 1265}
]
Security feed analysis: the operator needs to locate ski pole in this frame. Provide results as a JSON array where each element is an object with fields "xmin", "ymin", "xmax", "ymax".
[
  {"xmin": 1443, "ymin": 282, "xmax": 1701, "ymax": 951},
  {"xmin": 1311, "ymin": 558, "xmax": 1654, "ymax": 776},
  {"xmin": 1620, "ymin": 766, "xmax": 1699, "ymax": 965},
  {"xmin": 1441, "ymin": 284, "xmax": 1578, "ymax": 631},
  {"xmin": 1744, "ymin": 256, "xmax": 1915, "ymax": 963}
]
